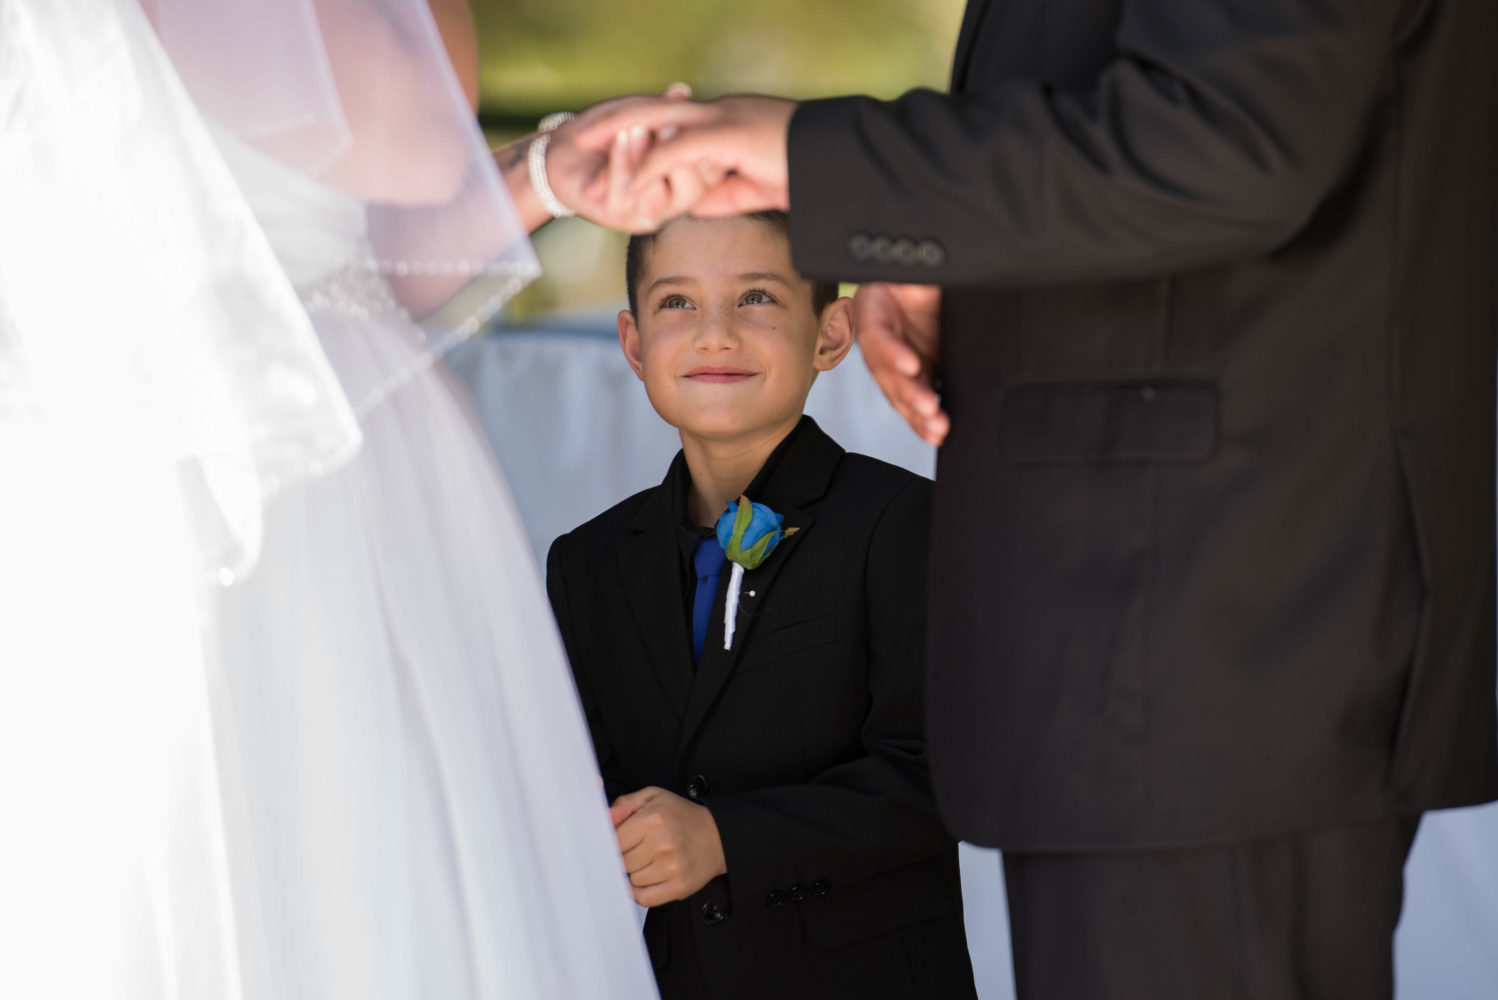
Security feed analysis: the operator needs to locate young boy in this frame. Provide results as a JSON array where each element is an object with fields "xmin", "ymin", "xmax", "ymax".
[{"xmin": 545, "ymin": 212, "xmax": 977, "ymax": 1000}]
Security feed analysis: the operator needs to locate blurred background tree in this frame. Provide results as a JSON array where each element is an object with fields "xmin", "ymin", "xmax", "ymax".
[{"xmin": 470, "ymin": 0, "xmax": 967, "ymax": 319}]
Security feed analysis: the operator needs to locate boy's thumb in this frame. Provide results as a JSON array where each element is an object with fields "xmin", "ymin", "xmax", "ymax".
[{"xmin": 609, "ymin": 787, "xmax": 653, "ymax": 826}]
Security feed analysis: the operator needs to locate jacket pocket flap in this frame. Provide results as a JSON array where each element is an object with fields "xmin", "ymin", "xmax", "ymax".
[
  {"xmin": 1000, "ymin": 377, "xmax": 1218, "ymax": 464},
  {"xmin": 735, "ymin": 614, "xmax": 836, "ymax": 672},
  {"xmin": 798, "ymin": 856, "xmax": 952, "ymax": 951}
]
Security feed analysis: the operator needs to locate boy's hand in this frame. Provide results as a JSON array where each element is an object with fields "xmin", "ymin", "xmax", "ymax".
[{"xmin": 611, "ymin": 786, "xmax": 727, "ymax": 907}]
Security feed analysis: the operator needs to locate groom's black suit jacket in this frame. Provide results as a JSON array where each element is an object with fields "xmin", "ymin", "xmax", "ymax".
[
  {"xmin": 546, "ymin": 419, "xmax": 976, "ymax": 1000},
  {"xmin": 787, "ymin": 0, "xmax": 1498, "ymax": 851}
]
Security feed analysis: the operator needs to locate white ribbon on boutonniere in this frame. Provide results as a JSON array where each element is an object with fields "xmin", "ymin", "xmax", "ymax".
[{"xmin": 714, "ymin": 495, "xmax": 799, "ymax": 650}]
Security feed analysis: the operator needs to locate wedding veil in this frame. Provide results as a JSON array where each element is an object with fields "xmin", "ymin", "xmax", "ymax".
[
  {"xmin": 0, "ymin": 1, "xmax": 552, "ymax": 996},
  {"xmin": 0, "ymin": 0, "xmax": 358, "ymax": 995},
  {"xmin": 148, "ymin": 0, "xmax": 542, "ymax": 412}
]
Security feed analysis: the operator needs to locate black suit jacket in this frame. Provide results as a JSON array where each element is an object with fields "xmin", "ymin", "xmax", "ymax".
[
  {"xmin": 546, "ymin": 419, "xmax": 976, "ymax": 1000},
  {"xmin": 787, "ymin": 0, "xmax": 1498, "ymax": 851}
]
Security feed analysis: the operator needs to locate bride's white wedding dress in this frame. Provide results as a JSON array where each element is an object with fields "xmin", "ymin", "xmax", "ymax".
[
  {"xmin": 208, "ymin": 141, "xmax": 655, "ymax": 1000},
  {"xmin": 1, "ymin": 1, "xmax": 656, "ymax": 997}
]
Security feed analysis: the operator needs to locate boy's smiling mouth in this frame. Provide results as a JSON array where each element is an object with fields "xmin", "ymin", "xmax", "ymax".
[{"xmin": 684, "ymin": 366, "xmax": 758, "ymax": 384}]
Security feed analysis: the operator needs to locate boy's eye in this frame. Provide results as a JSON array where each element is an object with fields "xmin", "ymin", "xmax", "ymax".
[
  {"xmin": 741, "ymin": 289, "xmax": 776, "ymax": 306},
  {"xmin": 658, "ymin": 294, "xmax": 692, "ymax": 310}
]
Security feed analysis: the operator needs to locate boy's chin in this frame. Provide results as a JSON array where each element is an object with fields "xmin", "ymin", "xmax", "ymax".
[{"xmin": 676, "ymin": 408, "xmax": 798, "ymax": 445}]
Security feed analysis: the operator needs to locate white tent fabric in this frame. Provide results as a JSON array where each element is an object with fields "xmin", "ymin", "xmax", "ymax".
[{"xmin": 446, "ymin": 314, "xmax": 1498, "ymax": 999}]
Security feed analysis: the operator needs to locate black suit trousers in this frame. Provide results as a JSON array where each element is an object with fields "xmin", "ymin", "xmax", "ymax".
[{"xmin": 1002, "ymin": 817, "xmax": 1421, "ymax": 1000}]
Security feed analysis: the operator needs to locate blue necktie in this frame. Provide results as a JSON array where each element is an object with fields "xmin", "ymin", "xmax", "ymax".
[{"xmin": 690, "ymin": 538, "xmax": 728, "ymax": 663}]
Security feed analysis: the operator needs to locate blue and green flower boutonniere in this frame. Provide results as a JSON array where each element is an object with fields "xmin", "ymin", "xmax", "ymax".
[{"xmin": 715, "ymin": 495, "xmax": 799, "ymax": 650}]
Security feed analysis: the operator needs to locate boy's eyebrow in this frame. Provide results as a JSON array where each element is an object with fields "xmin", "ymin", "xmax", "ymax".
[
  {"xmin": 645, "ymin": 271, "xmax": 795, "ymax": 296},
  {"xmin": 735, "ymin": 271, "xmax": 794, "ymax": 286},
  {"xmin": 645, "ymin": 275, "xmax": 692, "ymax": 295}
]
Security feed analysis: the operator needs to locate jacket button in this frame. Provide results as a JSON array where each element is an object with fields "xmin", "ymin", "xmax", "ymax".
[
  {"xmin": 848, "ymin": 233, "xmax": 872, "ymax": 260},
  {"xmin": 700, "ymin": 901, "xmax": 726, "ymax": 925},
  {"xmin": 917, "ymin": 239, "xmax": 946, "ymax": 268},
  {"xmin": 685, "ymin": 774, "xmax": 709, "ymax": 800},
  {"xmin": 811, "ymin": 879, "xmax": 831, "ymax": 897},
  {"xmin": 787, "ymin": 882, "xmax": 809, "ymax": 903},
  {"xmin": 765, "ymin": 889, "xmax": 787, "ymax": 909}
]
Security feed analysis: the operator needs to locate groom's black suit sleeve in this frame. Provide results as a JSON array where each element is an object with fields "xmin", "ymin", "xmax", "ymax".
[
  {"xmin": 782, "ymin": 0, "xmax": 1497, "ymax": 856},
  {"xmin": 788, "ymin": 0, "xmax": 1408, "ymax": 285}
]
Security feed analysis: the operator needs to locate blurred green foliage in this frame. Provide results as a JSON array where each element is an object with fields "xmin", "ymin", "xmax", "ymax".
[
  {"xmin": 474, "ymin": 0, "xmax": 966, "ymax": 118},
  {"xmin": 471, "ymin": 0, "xmax": 967, "ymax": 320}
]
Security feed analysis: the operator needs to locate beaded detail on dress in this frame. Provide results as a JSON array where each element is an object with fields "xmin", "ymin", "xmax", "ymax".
[{"xmin": 301, "ymin": 262, "xmax": 404, "ymax": 321}]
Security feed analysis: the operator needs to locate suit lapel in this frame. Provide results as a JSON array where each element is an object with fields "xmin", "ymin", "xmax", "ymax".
[
  {"xmin": 618, "ymin": 474, "xmax": 693, "ymax": 720},
  {"xmin": 674, "ymin": 420, "xmax": 844, "ymax": 761},
  {"xmin": 949, "ymin": 0, "xmax": 991, "ymax": 93}
]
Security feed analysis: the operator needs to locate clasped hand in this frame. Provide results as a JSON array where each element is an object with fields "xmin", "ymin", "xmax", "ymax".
[{"xmin": 610, "ymin": 786, "xmax": 727, "ymax": 908}]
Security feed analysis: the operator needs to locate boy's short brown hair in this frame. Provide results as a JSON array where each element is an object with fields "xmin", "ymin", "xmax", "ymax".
[{"xmin": 624, "ymin": 211, "xmax": 839, "ymax": 317}]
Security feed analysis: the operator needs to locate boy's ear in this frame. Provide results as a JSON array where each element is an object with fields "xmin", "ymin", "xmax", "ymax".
[
  {"xmin": 813, "ymin": 296, "xmax": 856, "ymax": 373},
  {"xmin": 617, "ymin": 309, "xmax": 645, "ymax": 380}
]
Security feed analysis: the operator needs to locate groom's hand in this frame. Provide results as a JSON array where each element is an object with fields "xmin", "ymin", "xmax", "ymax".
[
  {"xmin": 573, "ymin": 95, "xmax": 797, "ymax": 228},
  {"xmin": 610, "ymin": 786, "xmax": 727, "ymax": 907},
  {"xmin": 853, "ymin": 283, "xmax": 949, "ymax": 446}
]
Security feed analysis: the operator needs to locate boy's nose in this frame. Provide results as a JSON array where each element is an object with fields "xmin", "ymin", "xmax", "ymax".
[{"xmin": 692, "ymin": 309, "xmax": 741, "ymax": 350}]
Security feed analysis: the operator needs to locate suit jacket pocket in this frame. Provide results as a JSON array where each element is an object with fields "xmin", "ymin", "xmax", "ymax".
[
  {"xmin": 1000, "ymin": 376, "xmax": 1218, "ymax": 464},
  {"xmin": 799, "ymin": 856, "xmax": 952, "ymax": 952},
  {"xmin": 734, "ymin": 614, "xmax": 836, "ymax": 673}
]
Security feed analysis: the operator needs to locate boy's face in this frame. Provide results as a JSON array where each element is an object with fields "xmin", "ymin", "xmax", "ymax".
[{"xmin": 618, "ymin": 216, "xmax": 851, "ymax": 447}]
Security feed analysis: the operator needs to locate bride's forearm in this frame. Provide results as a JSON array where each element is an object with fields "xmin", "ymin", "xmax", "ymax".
[{"xmin": 494, "ymin": 137, "xmax": 556, "ymax": 236}]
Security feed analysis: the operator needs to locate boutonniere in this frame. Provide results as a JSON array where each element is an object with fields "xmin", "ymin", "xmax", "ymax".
[{"xmin": 715, "ymin": 495, "xmax": 799, "ymax": 651}]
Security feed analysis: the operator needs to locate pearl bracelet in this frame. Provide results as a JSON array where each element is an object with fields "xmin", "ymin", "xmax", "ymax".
[{"xmin": 528, "ymin": 112, "xmax": 577, "ymax": 220}]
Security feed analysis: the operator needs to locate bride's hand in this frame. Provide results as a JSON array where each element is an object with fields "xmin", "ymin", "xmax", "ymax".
[{"xmin": 497, "ymin": 85, "xmax": 693, "ymax": 235}]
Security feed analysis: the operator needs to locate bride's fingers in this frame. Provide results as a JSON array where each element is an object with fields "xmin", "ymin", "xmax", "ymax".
[
  {"xmin": 604, "ymin": 130, "xmax": 635, "ymax": 221},
  {"xmin": 574, "ymin": 98, "xmax": 714, "ymax": 151}
]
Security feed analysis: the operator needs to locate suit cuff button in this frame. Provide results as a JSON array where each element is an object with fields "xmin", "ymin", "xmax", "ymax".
[
  {"xmin": 848, "ymin": 233, "xmax": 872, "ymax": 261},
  {"xmin": 870, "ymin": 235, "xmax": 893, "ymax": 263},
  {"xmin": 893, "ymin": 238, "xmax": 918, "ymax": 265},
  {"xmin": 811, "ymin": 879, "xmax": 831, "ymax": 897},
  {"xmin": 700, "ymin": 901, "xmax": 727, "ymax": 925},
  {"xmin": 765, "ymin": 889, "xmax": 788, "ymax": 909},
  {"xmin": 917, "ymin": 239, "xmax": 946, "ymax": 268},
  {"xmin": 787, "ymin": 882, "xmax": 809, "ymax": 903}
]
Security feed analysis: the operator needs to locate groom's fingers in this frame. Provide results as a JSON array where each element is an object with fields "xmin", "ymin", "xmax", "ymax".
[
  {"xmin": 854, "ymin": 285, "xmax": 950, "ymax": 445},
  {"xmin": 689, "ymin": 174, "xmax": 774, "ymax": 219}
]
